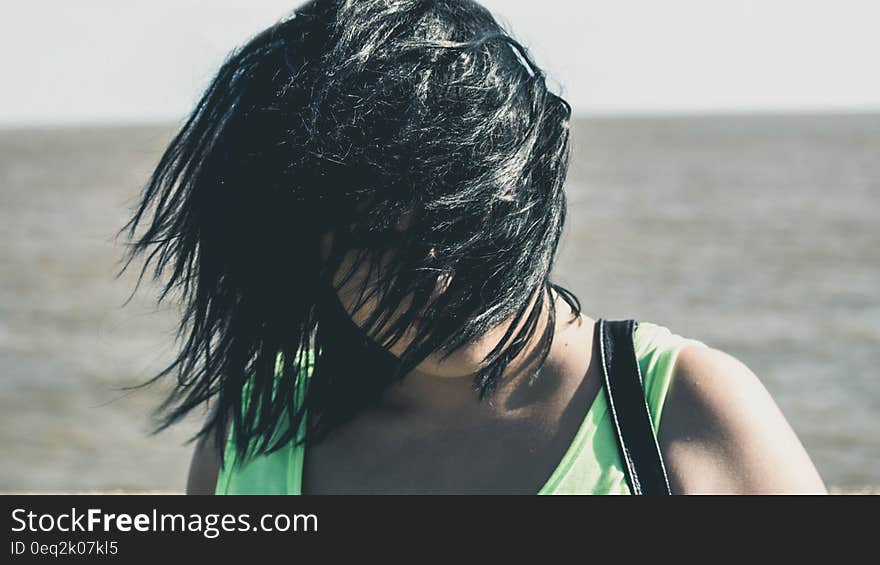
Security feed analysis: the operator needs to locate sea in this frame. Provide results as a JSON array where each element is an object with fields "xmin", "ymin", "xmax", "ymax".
[{"xmin": 1, "ymin": 113, "xmax": 877, "ymax": 492}]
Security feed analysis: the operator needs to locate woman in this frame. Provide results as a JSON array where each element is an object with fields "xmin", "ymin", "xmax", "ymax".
[{"xmin": 121, "ymin": 0, "xmax": 826, "ymax": 494}]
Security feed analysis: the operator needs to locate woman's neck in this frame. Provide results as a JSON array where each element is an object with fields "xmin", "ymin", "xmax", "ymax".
[{"xmin": 377, "ymin": 288, "xmax": 584, "ymax": 418}]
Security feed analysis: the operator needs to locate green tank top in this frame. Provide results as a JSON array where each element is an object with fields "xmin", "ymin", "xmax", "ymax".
[{"xmin": 215, "ymin": 321, "xmax": 707, "ymax": 495}]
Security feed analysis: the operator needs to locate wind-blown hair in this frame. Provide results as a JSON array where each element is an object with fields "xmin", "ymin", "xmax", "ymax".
[{"xmin": 119, "ymin": 0, "xmax": 579, "ymax": 463}]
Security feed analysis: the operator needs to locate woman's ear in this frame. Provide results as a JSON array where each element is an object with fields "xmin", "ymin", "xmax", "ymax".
[
  {"xmin": 320, "ymin": 232, "xmax": 334, "ymax": 262},
  {"xmin": 396, "ymin": 204, "xmax": 416, "ymax": 232}
]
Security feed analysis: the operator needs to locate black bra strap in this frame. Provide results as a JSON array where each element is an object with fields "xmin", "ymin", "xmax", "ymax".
[{"xmin": 597, "ymin": 319, "xmax": 672, "ymax": 495}]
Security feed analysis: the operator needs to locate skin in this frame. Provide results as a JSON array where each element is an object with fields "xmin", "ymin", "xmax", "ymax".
[
  {"xmin": 659, "ymin": 345, "xmax": 827, "ymax": 493},
  {"xmin": 187, "ymin": 226, "xmax": 828, "ymax": 494}
]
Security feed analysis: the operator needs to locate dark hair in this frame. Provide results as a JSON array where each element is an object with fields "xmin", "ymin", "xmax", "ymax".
[{"xmin": 119, "ymin": 0, "xmax": 579, "ymax": 463}]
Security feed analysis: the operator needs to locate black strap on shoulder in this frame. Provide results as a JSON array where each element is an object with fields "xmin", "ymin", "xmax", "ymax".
[{"xmin": 597, "ymin": 319, "xmax": 672, "ymax": 495}]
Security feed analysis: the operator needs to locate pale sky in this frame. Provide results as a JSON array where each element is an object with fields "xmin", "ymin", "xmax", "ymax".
[{"xmin": 2, "ymin": 0, "xmax": 880, "ymax": 126}]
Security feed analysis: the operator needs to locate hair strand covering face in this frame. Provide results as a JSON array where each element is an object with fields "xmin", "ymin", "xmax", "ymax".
[{"xmin": 117, "ymin": 0, "xmax": 580, "ymax": 464}]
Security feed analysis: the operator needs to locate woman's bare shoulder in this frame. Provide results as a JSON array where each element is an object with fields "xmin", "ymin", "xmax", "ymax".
[
  {"xmin": 185, "ymin": 406, "xmax": 228, "ymax": 495},
  {"xmin": 657, "ymin": 343, "xmax": 827, "ymax": 494}
]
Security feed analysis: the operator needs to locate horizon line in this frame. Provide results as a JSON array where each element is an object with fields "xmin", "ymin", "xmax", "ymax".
[{"xmin": 2, "ymin": 106, "xmax": 879, "ymax": 131}]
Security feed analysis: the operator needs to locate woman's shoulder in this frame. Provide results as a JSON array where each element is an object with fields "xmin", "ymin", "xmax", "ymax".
[
  {"xmin": 186, "ymin": 349, "xmax": 316, "ymax": 495},
  {"xmin": 186, "ymin": 403, "xmax": 227, "ymax": 495},
  {"xmin": 631, "ymin": 321, "xmax": 710, "ymax": 376},
  {"xmin": 629, "ymin": 321, "xmax": 708, "ymax": 435},
  {"xmin": 650, "ymin": 326, "xmax": 827, "ymax": 494}
]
